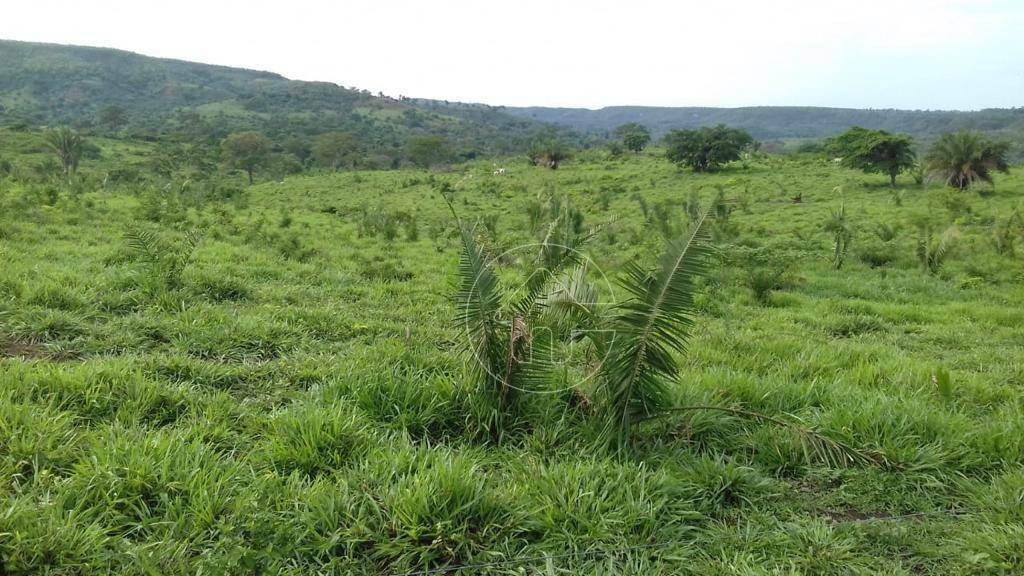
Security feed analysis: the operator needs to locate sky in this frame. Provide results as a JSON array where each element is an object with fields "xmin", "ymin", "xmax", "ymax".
[{"xmin": 2, "ymin": 0, "xmax": 1023, "ymax": 110}]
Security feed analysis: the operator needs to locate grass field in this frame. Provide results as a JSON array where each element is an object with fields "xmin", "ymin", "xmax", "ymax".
[{"xmin": 1, "ymin": 147, "xmax": 1023, "ymax": 574}]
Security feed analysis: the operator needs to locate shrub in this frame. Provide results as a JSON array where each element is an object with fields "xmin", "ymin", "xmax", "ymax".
[
  {"xmin": 360, "ymin": 257, "xmax": 413, "ymax": 282},
  {"xmin": 916, "ymin": 223, "xmax": 958, "ymax": 275}
]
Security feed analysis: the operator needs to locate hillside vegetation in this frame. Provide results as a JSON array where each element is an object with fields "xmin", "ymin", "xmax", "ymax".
[
  {"xmin": 0, "ymin": 40, "xmax": 572, "ymax": 159},
  {"xmin": 2, "ymin": 134, "xmax": 1023, "ymax": 573}
]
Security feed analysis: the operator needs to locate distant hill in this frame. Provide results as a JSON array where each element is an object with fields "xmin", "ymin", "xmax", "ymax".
[
  {"xmin": 0, "ymin": 40, "xmax": 571, "ymax": 157},
  {"xmin": 3, "ymin": 39, "xmax": 1023, "ymax": 161},
  {"xmin": 504, "ymin": 105, "xmax": 1024, "ymax": 144}
]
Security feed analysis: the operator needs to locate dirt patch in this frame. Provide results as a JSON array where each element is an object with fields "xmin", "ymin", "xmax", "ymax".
[{"xmin": 1, "ymin": 339, "xmax": 48, "ymax": 360}]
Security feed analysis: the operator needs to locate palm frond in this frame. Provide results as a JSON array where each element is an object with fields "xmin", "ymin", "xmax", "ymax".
[
  {"xmin": 598, "ymin": 207, "xmax": 715, "ymax": 448},
  {"xmin": 175, "ymin": 230, "xmax": 202, "ymax": 270},
  {"xmin": 448, "ymin": 202, "xmax": 504, "ymax": 393},
  {"xmin": 515, "ymin": 212, "xmax": 594, "ymax": 320},
  {"xmin": 543, "ymin": 264, "xmax": 599, "ymax": 324},
  {"xmin": 512, "ymin": 317, "xmax": 557, "ymax": 393},
  {"xmin": 934, "ymin": 225, "xmax": 958, "ymax": 265},
  {"xmin": 123, "ymin": 227, "xmax": 162, "ymax": 264}
]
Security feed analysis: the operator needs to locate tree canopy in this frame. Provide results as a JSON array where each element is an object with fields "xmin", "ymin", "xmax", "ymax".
[
  {"xmin": 404, "ymin": 135, "xmax": 451, "ymax": 168},
  {"xmin": 663, "ymin": 125, "xmax": 753, "ymax": 172},
  {"xmin": 97, "ymin": 105, "xmax": 128, "ymax": 132},
  {"xmin": 529, "ymin": 137, "xmax": 572, "ymax": 169},
  {"xmin": 614, "ymin": 123, "xmax": 651, "ymax": 153},
  {"xmin": 924, "ymin": 131, "xmax": 1010, "ymax": 191},
  {"xmin": 826, "ymin": 127, "xmax": 916, "ymax": 187},
  {"xmin": 42, "ymin": 127, "xmax": 85, "ymax": 177},
  {"xmin": 311, "ymin": 132, "xmax": 359, "ymax": 170},
  {"xmin": 221, "ymin": 131, "xmax": 271, "ymax": 184}
]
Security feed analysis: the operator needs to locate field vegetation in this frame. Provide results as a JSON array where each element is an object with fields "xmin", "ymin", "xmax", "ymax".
[{"xmin": 1, "ymin": 121, "xmax": 1023, "ymax": 575}]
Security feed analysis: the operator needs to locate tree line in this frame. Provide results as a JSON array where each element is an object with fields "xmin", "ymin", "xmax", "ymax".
[
  {"xmin": 20, "ymin": 118, "xmax": 1014, "ymax": 193},
  {"xmin": 600, "ymin": 122, "xmax": 1012, "ymax": 191}
]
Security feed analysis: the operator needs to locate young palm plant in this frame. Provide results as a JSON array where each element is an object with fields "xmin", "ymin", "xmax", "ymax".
[
  {"xmin": 991, "ymin": 209, "xmax": 1022, "ymax": 256},
  {"xmin": 916, "ymin": 223, "xmax": 958, "ymax": 275},
  {"xmin": 449, "ymin": 201, "xmax": 881, "ymax": 466},
  {"xmin": 447, "ymin": 197, "xmax": 588, "ymax": 442},
  {"xmin": 823, "ymin": 204, "xmax": 853, "ymax": 269},
  {"xmin": 124, "ymin": 226, "xmax": 201, "ymax": 292}
]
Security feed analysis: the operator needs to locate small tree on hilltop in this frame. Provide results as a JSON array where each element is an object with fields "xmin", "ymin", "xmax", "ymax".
[
  {"xmin": 924, "ymin": 130, "xmax": 1010, "ymax": 191},
  {"xmin": 312, "ymin": 131, "xmax": 359, "ymax": 171},
  {"xmin": 221, "ymin": 131, "xmax": 271, "ymax": 184},
  {"xmin": 826, "ymin": 127, "xmax": 916, "ymax": 187},
  {"xmin": 664, "ymin": 125, "xmax": 753, "ymax": 172},
  {"xmin": 615, "ymin": 123, "xmax": 651, "ymax": 153}
]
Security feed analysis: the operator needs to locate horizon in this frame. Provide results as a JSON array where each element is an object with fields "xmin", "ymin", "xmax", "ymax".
[
  {"xmin": 2, "ymin": 0, "xmax": 1022, "ymax": 111},
  {"xmin": 1, "ymin": 37, "xmax": 1014, "ymax": 115}
]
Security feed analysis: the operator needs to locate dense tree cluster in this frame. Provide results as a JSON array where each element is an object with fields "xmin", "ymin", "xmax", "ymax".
[
  {"xmin": 614, "ymin": 123, "xmax": 651, "ymax": 153},
  {"xmin": 663, "ymin": 125, "xmax": 754, "ymax": 172}
]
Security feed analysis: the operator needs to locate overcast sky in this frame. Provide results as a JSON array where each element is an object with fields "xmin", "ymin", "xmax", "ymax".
[{"xmin": 3, "ymin": 0, "xmax": 1022, "ymax": 110}]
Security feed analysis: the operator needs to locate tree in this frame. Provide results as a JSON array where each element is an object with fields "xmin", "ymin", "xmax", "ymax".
[
  {"xmin": 614, "ymin": 123, "xmax": 651, "ymax": 153},
  {"xmin": 221, "ymin": 131, "xmax": 271, "ymax": 184},
  {"xmin": 924, "ymin": 131, "xmax": 1010, "ymax": 191},
  {"xmin": 529, "ymin": 137, "xmax": 572, "ymax": 169},
  {"xmin": 152, "ymin": 143, "xmax": 216, "ymax": 180},
  {"xmin": 826, "ymin": 127, "xmax": 915, "ymax": 187},
  {"xmin": 43, "ymin": 127, "xmax": 85, "ymax": 177},
  {"xmin": 97, "ymin": 105, "xmax": 127, "ymax": 132},
  {"xmin": 663, "ymin": 125, "xmax": 753, "ymax": 172},
  {"xmin": 311, "ymin": 132, "xmax": 359, "ymax": 170},
  {"xmin": 281, "ymin": 136, "xmax": 312, "ymax": 166},
  {"xmin": 404, "ymin": 135, "xmax": 451, "ymax": 168}
]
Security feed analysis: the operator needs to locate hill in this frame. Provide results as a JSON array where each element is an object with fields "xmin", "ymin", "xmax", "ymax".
[
  {"xmin": 0, "ymin": 39, "xmax": 571, "ymax": 158},
  {"xmin": 505, "ymin": 104, "xmax": 1024, "ymax": 146},
  {"xmin": 5, "ymin": 39, "xmax": 1024, "ymax": 162}
]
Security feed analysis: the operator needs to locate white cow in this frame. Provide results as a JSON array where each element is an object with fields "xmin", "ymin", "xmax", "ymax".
[{"xmin": 492, "ymin": 168, "xmax": 506, "ymax": 176}]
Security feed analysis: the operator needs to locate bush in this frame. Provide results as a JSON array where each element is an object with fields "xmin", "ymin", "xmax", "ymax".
[
  {"xmin": 857, "ymin": 243, "xmax": 897, "ymax": 268},
  {"xmin": 360, "ymin": 257, "xmax": 413, "ymax": 282}
]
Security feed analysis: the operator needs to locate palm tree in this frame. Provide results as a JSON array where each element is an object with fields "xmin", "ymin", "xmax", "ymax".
[
  {"xmin": 924, "ymin": 131, "xmax": 1010, "ymax": 191},
  {"xmin": 43, "ymin": 127, "xmax": 85, "ymax": 177},
  {"xmin": 529, "ymin": 138, "xmax": 571, "ymax": 169}
]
